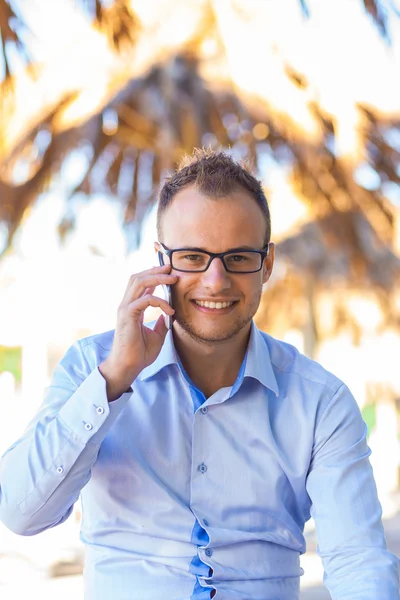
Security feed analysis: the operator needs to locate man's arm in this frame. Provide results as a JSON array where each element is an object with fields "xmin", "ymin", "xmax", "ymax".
[
  {"xmin": 0, "ymin": 265, "xmax": 176, "ymax": 537},
  {"xmin": 306, "ymin": 383, "xmax": 400, "ymax": 599},
  {"xmin": 0, "ymin": 340, "xmax": 131, "ymax": 536}
]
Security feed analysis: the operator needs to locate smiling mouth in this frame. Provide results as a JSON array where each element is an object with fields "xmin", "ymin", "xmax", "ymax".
[{"xmin": 193, "ymin": 300, "xmax": 237, "ymax": 310}]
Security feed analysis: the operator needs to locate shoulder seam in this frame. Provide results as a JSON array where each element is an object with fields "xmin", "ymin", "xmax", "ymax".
[
  {"xmin": 260, "ymin": 331, "xmax": 341, "ymax": 394},
  {"xmin": 272, "ymin": 361, "xmax": 342, "ymax": 395},
  {"xmin": 314, "ymin": 382, "xmax": 347, "ymax": 430},
  {"xmin": 79, "ymin": 335, "xmax": 113, "ymax": 352}
]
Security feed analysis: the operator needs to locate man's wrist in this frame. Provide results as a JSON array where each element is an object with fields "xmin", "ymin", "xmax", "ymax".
[{"xmin": 98, "ymin": 360, "xmax": 137, "ymax": 402}]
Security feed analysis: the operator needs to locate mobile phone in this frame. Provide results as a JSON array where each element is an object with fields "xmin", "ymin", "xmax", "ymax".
[{"xmin": 162, "ymin": 284, "xmax": 173, "ymax": 330}]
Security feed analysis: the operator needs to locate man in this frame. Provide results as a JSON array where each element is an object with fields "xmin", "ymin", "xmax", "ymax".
[{"xmin": 0, "ymin": 149, "xmax": 398, "ymax": 599}]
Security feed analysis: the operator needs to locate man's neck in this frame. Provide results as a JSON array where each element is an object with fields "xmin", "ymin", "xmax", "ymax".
[{"xmin": 172, "ymin": 323, "xmax": 252, "ymax": 398}]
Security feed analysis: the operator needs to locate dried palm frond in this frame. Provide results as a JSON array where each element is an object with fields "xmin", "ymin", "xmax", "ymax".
[
  {"xmin": 83, "ymin": 0, "xmax": 140, "ymax": 50},
  {"xmin": 1, "ymin": 44, "xmax": 399, "ymax": 265},
  {"xmin": 1, "ymin": 0, "xmax": 395, "ymax": 83},
  {"xmin": 0, "ymin": 0, "xmax": 139, "ymax": 88},
  {"xmin": 256, "ymin": 209, "xmax": 400, "ymax": 344},
  {"xmin": 1, "ymin": 0, "xmax": 399, "ymax": 268},
  {"xmin": 300, "ymin": 0, "xmax": 392, "ymax": 40},
  {"xmin": 0, "ymin": 94, "xmax": 80, "ymax": 250},
  {"xmin": 363, "ymin": 0, "xmax": 390, "ymax": 40},
  {"xmin": 0, "ymin": 0, "xmax": 30, "ymax": 85},
  {"xmin": 276, "ymin": 210, "xmax": 400, "ymax": 289}
]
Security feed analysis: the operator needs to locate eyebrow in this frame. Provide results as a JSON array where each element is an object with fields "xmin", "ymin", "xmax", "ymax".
[{"xmin": 177, "ymin": 245, "xmax": 263, "ymax": 252}]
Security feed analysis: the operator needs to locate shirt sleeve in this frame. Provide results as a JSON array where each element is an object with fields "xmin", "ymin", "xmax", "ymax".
[
  {"xmin": 305, "ymin": 383, "xmax": 400, "ymax": 599},
  {"xmin": 0, "ymin": 340, "xmax": 131, "ymax": 536}
]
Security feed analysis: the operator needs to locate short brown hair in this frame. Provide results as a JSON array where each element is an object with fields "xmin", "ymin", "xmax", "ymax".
[{"xmin": 156, "ymin": 148, "xmax": 271, "ymax": 244}]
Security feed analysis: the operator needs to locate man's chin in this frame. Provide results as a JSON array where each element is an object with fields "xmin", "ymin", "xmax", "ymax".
[{"xmin": 175, "ymin": 317, "xmax": 251, "ymax": 345}]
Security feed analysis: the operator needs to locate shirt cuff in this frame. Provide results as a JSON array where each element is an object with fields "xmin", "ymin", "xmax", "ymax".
[{"xmin": 58, "ymin": 367, "xmax": 132, "ymax": 446}]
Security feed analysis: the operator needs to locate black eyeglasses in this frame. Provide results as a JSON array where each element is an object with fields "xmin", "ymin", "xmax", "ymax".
[{"xmin": 157, "ymin": 243, "xmax": 269, "ymax": 273}]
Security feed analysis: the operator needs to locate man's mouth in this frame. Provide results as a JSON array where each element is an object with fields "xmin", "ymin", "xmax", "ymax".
[{"xmin": 193, "ymin": 300, "xmax": 236, "ymax": 310}]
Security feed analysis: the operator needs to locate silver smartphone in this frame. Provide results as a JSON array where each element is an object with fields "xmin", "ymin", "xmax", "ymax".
[
  {"xmin": 158, "ymin": 251, "xmax": 173, "ymax": 329},
  {"xmin": 162, "ymin": 284, "xmax": 173, "ymax": 330}
]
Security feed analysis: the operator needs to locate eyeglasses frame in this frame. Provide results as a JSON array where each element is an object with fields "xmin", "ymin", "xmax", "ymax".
[{"xmin": 157, "ymin": 242, "xmax": 270, "ymax": 274}]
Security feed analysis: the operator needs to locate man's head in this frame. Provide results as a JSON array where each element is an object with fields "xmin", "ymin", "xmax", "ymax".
[
  {"xmin": 157, "ymin": 148, "xmax": 271, "ymax": 244},
  {"xmin": 155, "ymin": 148, "xmax": 274, "ymax": 345}
]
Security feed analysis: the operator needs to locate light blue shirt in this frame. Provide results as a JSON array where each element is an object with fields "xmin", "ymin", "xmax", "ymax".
[{"xmin": 0, "ymin": 322, "xmax": 398, "ymax": 599}]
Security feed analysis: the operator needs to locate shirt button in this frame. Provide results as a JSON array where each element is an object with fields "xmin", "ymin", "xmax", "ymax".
[
  {"xmin": 96, "ymin": 406, "xmax": 105, "ymax": 415},
  {"xmin": 84, "ymin": 423, "xmax": 93, "ymax": 431},
  {"xmin": 205, "ymin": 548, "xmax": 213, "ymax": 557},
  {"xmin": 203, "ymin": 518, "xmax": 209, "ymax": 527},
  {"xmin": 199, "ymin": 463, "xmax": 207, "ymax": 474},
  {"xmin": 56, "ymin": 466, "xmax": 64, "ymax": 474},
  {"xmin": 201, "ymin": 406, "xmax": 208, "ymax": 414}
]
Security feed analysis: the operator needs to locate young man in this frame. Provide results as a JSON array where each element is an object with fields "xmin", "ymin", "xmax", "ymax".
[{"xmin": 0, "ymin": 150, "xmax": 399, "ymax": 599}]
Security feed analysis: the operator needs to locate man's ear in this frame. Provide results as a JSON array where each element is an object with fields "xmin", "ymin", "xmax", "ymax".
[
  {"xmin": 154, "ymin": 241, "xmax": 161, "ymax": 253},
  {"xmin": 263, "ymin": 242, "xmax": 275, "ymax": 284}
]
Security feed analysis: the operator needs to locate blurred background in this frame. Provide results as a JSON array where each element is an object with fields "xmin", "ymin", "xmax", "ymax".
[{"xmin": 1, "ymin": 0, "xmax": 400, "ymax": 598}]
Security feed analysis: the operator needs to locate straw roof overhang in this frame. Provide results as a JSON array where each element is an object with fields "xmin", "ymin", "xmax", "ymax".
[
  {"xmin": 276, "ymin": 209, "xmax": 400, "ymax": 290},
  {"xmin": 255, "ymin": 209, "xmax": 400, "ymax": 341}
]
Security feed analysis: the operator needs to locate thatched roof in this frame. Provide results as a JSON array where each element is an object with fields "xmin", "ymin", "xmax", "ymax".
[
  {"xmin": 276, "ymin": 209, "xmax": 400, "ymax": 289},
  {"xmin": 255, "ymin": 209, "xmax": 400, "ymax": 345}
]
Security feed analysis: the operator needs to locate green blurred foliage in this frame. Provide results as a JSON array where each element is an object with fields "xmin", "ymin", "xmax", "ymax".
[
  {"xmin": 362, "ymin": 403, "xmax": 377, "ymax": 438},
  {"xmin": 0, "ymin": 345, "xmax": 22, "ymax": 382}
]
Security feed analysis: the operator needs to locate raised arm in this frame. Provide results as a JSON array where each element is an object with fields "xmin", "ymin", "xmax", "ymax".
[{"xmin": 0, "ymin": 265, "xmax": 176, "ymax": 536}]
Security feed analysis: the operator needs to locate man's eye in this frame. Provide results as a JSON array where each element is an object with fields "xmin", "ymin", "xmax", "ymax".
[
  {"xmin": 182, "ymin": 254, "xmax": 205, "ymax": 261},
  {"xmin": 229, "ymin": 254, "xmax": 247, "ymax": 262}
]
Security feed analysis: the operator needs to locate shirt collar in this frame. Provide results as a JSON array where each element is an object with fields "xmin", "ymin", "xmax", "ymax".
[
  {"xmin": 139, "ymin": 328, "xmax": 179, "ymax": 381},
  {"xmin": 243, "ymin": 322, "xmax": 279, "ymax": 397},
  {"xmin": 139, "ymin": 321, "xmax": 279, "ymax": 397}
]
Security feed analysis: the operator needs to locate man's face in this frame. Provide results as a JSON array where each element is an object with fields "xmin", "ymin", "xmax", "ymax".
[{"xmin": 156, "ymin": 185, "xmax": 274, "ymax": 345}]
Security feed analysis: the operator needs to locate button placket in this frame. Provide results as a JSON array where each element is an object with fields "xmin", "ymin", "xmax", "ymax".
[{"xmin": 192, "ymin": 396, "xmax": 214, "ymax": 565}]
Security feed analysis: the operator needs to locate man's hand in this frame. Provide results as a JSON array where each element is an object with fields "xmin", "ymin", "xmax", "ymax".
[{"xmin": 99, "ymin": 265, "xmax": 177, "ymax": 401}]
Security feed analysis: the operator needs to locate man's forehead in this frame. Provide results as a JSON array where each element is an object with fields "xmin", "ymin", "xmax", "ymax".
[
  {"xmin": 163, "ymin": 190, "xmax": 264, "ymax": 223},
  {"xmin": 169, "ymin": 184, "xmax": 253, "ymax": 205},
  {"xmin": 159, "ymin": 185, "xmax": 268, "ymax": 248},
  {"xmin": 162, "ymin": 230, "xmax": 265, "ymax": 252}
]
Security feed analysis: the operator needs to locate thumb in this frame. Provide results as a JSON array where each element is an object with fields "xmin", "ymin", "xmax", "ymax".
[{"xmin": 153, "ymin": 313, "xmax": 168, "ymax": 339}]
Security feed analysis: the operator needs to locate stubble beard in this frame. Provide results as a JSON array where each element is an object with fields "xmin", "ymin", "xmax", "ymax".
[{"xmin": 175, "ymin": 291, "xmax": 262, "ymax": 346}]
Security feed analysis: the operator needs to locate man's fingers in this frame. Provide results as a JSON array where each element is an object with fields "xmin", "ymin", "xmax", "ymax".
[
  {"xmin": 121, "ymin": 265, "xmax": 171, "ymax": 298},
  {"xmin": 123, "ymin": 273, "xmax": 177, "ymax": 304},
  {"xmin": 143, "ymin": 286, "xmax": 156, "ymax": 298},
  {"xmin": 127, "ymin": 295, "xmax": 175, "ymax": 317}
]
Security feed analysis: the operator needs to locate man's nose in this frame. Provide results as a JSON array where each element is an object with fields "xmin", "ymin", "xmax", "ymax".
[{"xmin": 201, "ymin": 257, "xmax": 231, "ymax": 291}]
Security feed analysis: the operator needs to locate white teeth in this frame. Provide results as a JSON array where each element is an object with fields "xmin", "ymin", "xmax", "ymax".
[{"xmin": 194, "ymin": 300, "xmax": 234, "ymax": 309}]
